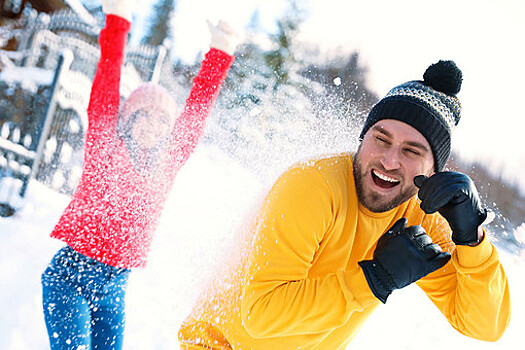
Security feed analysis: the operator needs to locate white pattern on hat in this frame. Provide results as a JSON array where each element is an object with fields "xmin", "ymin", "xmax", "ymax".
[{"xmin": 384, "ymin": 81, "xmax": 460, "ymax": 133}]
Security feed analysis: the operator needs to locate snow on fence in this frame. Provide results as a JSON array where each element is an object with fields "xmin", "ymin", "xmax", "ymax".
[
  {"xmin": 0, "ymin": 8, "xmax": 169, "ymax": 215},
  {"xmin": 0, "ymin": 50, "xmax": 73, "ymax": 205}
]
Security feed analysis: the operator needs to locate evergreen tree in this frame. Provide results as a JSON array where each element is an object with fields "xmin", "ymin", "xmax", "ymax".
[
  {"xmin": 205, "ymin": 1, "xmax": 336, "ymax": 179},
  {"xmin": 141, "ymin": 0, "xmax": 175, "ymax": 47},
  {"xmin": 264, "ymin": 0, "xmax": 305, "ymax": 90},
  {"xmin": 195, "ymin": 0, "xmax": 377, "ymax": 179}
]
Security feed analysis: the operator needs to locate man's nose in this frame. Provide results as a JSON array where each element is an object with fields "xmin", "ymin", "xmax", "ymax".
[{"xmin": 380, "ymin": 146, "xmax": 401, "ymax": 170}]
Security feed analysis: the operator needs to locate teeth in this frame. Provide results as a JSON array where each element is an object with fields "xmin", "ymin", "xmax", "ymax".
[{"xmin": 373, "ymin": 170, "xmax": 399, "ymax": 183}]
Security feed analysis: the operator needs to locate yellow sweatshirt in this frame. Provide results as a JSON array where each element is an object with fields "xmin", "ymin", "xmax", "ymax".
[{"xmin": 179, "ymin": 153, "xmax": 511, "ymax": 349}]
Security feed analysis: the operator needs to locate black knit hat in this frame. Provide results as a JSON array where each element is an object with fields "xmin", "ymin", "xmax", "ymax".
[{"xmin": 359, "ymin": 60, "xmax": 463, "ymax": 171}]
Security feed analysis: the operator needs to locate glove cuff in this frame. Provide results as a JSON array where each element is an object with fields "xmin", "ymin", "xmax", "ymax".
[
  {"xmin": 358, "ymin": 260, "xmax": 394, "ymax": 304},
  {"xmin": 211, "ymin": 40, "xmax": 236, "ymax": 55},
  {"xmin": 453, "ymin": 208, "xmax": 488, "ymax": 245},
  {"xmin": 102, "ymin": 1, "xmax": 133, "ymax": 22}
]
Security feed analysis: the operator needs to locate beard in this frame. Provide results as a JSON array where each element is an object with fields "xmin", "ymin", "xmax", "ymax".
[{"xmin": 352, "ymin": 147, "xmax": 418, "ymax": 213}]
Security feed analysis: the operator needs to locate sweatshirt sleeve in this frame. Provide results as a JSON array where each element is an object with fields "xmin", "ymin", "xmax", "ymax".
[
  {"xmin": 240, "ymin": 165, "xmax": 378, "ymax": 339},
  {"xmin": 169, "ymin": 48, "xmax": 234, "ymax": 167},
  {"xmin": 86, "ymin": 14, "xmax": 130, "ymax": 136},
  {"xmin": 417, "ymin": 220, "xmax": 511, "ymax": 342}
]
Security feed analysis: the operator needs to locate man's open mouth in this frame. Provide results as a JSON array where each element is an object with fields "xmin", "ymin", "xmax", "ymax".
[{"xmin": 371, "ymin": 169, "xmax": 400, "ymax": 189}]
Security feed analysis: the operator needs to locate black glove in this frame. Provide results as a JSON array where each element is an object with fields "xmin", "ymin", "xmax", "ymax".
[
  {"xmin": 414, "ymin": 172, "xmax": 487, "ymax": 245},
  {"xmin": 359, "ymin": 218, "xmax": 451, "ymax": 303}
]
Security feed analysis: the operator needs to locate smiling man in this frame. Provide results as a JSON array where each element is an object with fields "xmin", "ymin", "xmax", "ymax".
[
  {"xmin": 353, "ymin": 120, "xmax": 435, "ymax": 213},
  {"xmin": 178, "ymin": 60, "xmax": 511, "ymax": 349}
]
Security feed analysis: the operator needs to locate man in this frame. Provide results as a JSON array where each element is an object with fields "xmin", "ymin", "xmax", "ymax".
[{"xmin": 178, "ymin": 60, "xmax": 511, "ymax": 349}]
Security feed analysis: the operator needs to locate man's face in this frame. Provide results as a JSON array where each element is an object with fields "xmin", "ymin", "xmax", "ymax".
[{"xmin": 353, "ymin": 119, "xmax": 435, "ymax": 213}]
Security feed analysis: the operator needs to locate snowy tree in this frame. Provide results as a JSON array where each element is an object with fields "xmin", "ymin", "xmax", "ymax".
[
  {"xmin": 164, "ymin": 1, "xmax": 375, "ymax": 180},
  {"xmin": 141, "ymin": 0, "xmax": 175, "ymax": 47},
  {"xmin": 204, "ymin": 1, "xmax": 354, "ymax": 180},
  {"xmin": 301, "ymin": 51, "xmax": 379, "ymax": 125}
]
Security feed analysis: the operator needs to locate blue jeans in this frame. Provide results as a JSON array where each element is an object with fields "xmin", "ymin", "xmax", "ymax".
[{"xmin": 42, "ymin": 246, "xmax": 131, "ymax": 350}]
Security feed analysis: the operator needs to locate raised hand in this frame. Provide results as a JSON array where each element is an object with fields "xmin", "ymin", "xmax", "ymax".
[
  {"xmin": 101, "ymin": 0, "xmax": 134, "ymax": 21},
  {"xmin": 207, "ymin": 19, "xmax": 240, "ymax": 55},
  {"xmin": 359, "ymin": 218, "xmax": 451, "ymax": 303},
  {"xmin": 414, "ymin": 172, "xmax": 487, "ymax": 245}
]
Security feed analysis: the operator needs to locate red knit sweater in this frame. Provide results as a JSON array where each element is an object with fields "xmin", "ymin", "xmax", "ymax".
[{"xmin": 50, "ymin": 15, "xmax": 234, "ymax": 268}]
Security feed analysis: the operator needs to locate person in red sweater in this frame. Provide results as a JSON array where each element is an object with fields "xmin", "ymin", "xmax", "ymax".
[{"xmin": 41, "ymin": 0, "xmax": 238, "ymax": 348}]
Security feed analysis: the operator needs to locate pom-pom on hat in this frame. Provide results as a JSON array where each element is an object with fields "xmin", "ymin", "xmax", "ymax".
[
  {"xmin": 359, "ymin": 60, "xmax": 463, "ymax": 171},
  {"xmin": 119, "ymin": 83, "xmax": 178, "ymax": 129}
]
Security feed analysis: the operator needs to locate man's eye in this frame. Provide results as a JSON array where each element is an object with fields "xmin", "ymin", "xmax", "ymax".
[
  {"xmin": 405, "ymin": 148, "xmax": 420, "ymax": 156},
  {"xmin": 375, "ymin": 136, "xmax": 388, "ymax": 144}
]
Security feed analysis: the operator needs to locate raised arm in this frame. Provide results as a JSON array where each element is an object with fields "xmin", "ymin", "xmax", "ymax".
[
  {"xmin": 86, "ymin": 0, "xmax": 132, "ymax": 135},
  {"xmin": 169, "ymin": 20, "xmax": 238, "ymax": 166}
]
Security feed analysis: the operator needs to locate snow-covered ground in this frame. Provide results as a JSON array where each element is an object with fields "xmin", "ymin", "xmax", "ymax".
[{"xmin": 1, "ymin": 144, "xmax": 523, "ymax": 349}]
